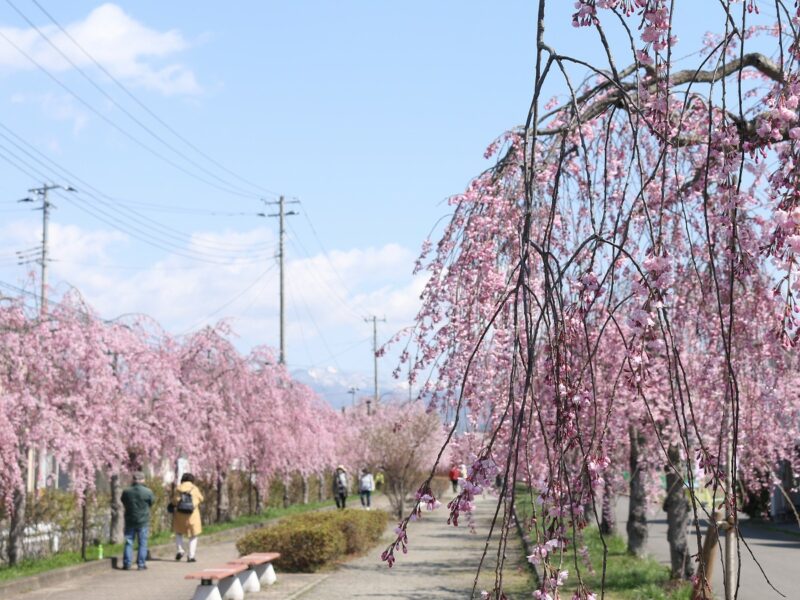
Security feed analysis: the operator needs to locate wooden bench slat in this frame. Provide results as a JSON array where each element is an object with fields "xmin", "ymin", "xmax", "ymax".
[
  {"xmin": 235, "ymin": 552, "xmax": 280, "ymax": 564},
  {"xmin": 184, "ymin": 565, "xmax": 248, "ymax": 581}
]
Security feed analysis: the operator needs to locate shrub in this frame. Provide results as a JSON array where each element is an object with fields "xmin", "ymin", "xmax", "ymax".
[
  {"xmin": 235, "ymin": 509, "xmax": 389, "ymax": 571},
  {"xmin": 236, "ymin": 520, "xmax": 345, "ymax": 572},
  {"xmin": 295, "ymin": 509, "xmax": 388, "ymax": 553},
  {"xmin": 360, "ymin": 510, "xmax": 389, "ymax": 544}
]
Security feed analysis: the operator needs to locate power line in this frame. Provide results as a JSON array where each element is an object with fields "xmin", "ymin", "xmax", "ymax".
[
  {"xmin": 286, "ymin": 269, "xmax": 342, "ymax": 372},
  {"xmin": 0, "ymin": 137, "xmax": 278, "ymax": 263},
  {"xmin": 27, "ymin": 0, "xmax": 280, "ymax": 199},
  {"xmin": 0, "ymin": 140, "xmax": 268, "ymax": 263},
  {"xmin": 0, "ymin": 124, "xmax": 275, "ymax": 254},
  {"xmin": 0, "ymin": 19, "xmax": 262, "ymax": 200},
  {"xmin": 300, "ymin": 207, "xmax": 354, "ymax": 306},
  {"xmin": 178, "ymin": 262, "xmax": 278, "ymax": 334},
  {"xmin": 2, "ymin": 0, "xmax": 263, "ymax": 199},
  {"xmin": 295, "ymin": 335, "xmax": 372, "ymax": 371},
  {"xmin": 286, "ymin": 221, "xmax": 363, "ymax": 321}
]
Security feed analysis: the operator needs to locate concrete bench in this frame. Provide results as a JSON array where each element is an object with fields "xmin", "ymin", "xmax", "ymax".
[
  {"xmin": 227, "ymin": 552, "xmax": 281, "ymax": 592},
  {"xmin": 185, "ymin": 565, "xmax": 248, "ymax": 600}
]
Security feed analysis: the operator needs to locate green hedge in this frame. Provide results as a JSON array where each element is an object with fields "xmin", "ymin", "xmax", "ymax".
[
  {"xmin": 236, "ymin": 520, "xmax": 345, "ymax": 572},
  {"xmin": 235, "ymin": 509, "xmax": 388, "ymax": 572}
]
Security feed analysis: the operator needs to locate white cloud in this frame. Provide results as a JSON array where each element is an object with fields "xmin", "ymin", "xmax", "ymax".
[
  {"xmin": 0, "ymin": 3, "xmax": 200, "ymax": 95},
  {"xmin": 0, "ymin": 221, "xmax": 423, "ymax": 391},
  {"xmin": 11, "ymin": 92, "xmax": 89, "ymax": 132}
]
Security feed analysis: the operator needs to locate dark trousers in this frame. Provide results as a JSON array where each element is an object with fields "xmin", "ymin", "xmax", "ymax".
[
  {"xmin": 123, "ymin": 526, "xmax": 149, "ymax": 569},
  {"xmin": 360, "ymin": 490, "xmax": 371, "ymax": 507},
  {"xmin": 335, "ymin": 491, "xmax": 347, "ymax": 509},
  {"xmin": 451, "ymin": 479, "xmax": 459, "ymax": 493}
]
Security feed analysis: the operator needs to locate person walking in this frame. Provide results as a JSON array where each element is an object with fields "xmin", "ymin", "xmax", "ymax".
[
  {"xmin": 359, "ymin": 467, "xmax": 375, "ymax": 510},
  {"xmin": 120, "ymin": 471, "xmax": 154, "ymax": 571},
  {"xmin": 449, "ymin": 464, "xmax": 461, "ymax": 493},
  {"xmin": 172, "ymin": 473, "xmax": 204, "ymax": 562},
  {"xmin": 332, "ymin": 465, "xmax": 349, "ymax": 510}
]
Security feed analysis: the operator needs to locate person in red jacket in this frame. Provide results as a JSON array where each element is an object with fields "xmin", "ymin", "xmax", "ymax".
[{"xmin": 448, "ymin": 465, "xmax": 461, "ymax": 493}]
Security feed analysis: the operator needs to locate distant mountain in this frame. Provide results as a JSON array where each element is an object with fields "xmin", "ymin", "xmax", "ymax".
[{"xmin": 291, "ymin": 366, "xmax": 407, "ymax": 410}]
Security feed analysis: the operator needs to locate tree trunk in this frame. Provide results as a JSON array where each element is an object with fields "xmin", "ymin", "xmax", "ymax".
[
  {"xmin": 216, "ymin": 471, "xmax": 231, "ymax": 522},
  {"xmin": 254, "ymin": 486, "xmax": 263, "ymax": 514},
  {"xmin": 81, "ymin": 499, "xmax": 88, "ymax": 561},
  {"xmin": 109, "ymin": 473, "xmax": 124, "ymax": 544},
  {"xmin": 627, "ymin": 425, "xmax": 648, "ymax": 557},
  {"xmin": 247, "ymin": 469, "xmax": 253, "ymax": 515},
  {"xmin": 394, "ymin": 481, "xmax": 405, "ymax": 519},
  {"xmin": 318, "ymin": 474, "xmax": 325, "ymax": 502},
  {"xmin": 601, "ymin": 477, "xmax": 616, "ymax": 535},
  {"xmin": 282, "ymin": 478, "xmax": 290, "ymax": 509},
  {"xmin": 665, "ymin": 444, "xmax": 693, "ymax": 579},
  {"xmin": 7, "ymin": 486, "xmax": 26, "ymax": 566},
  {"xmin": 302, "ymin": 475, "xmax": 309, "ymax": 505}
]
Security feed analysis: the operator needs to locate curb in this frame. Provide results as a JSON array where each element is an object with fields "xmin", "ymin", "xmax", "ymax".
[
  {"xmin": 0, "ymin": 505, "xmax": 340, "ymax": 596},
  {"xmin": 511, "ymin": 506, "xmax": 540, "ymax": 587},
  {"xmin": 0, "ymin": 557, "xmax": 112, "ymax": 596}
]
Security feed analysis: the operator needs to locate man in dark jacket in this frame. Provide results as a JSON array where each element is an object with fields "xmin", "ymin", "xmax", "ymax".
[{"xmin": 120, "ymin": 471, "xmax": 154, "ymax": 570}]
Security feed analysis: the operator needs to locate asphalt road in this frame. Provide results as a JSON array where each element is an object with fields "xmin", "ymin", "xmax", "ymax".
[{"xmin": 615, "ymin": 497, "xmax": 800, "ymax": 600}]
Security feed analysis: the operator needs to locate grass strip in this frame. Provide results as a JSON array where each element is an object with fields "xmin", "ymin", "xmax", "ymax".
[
  {"xmin": 0, "ymin": 496, "xmax": 348, "ymax": 583},
  {"xmin": 515, "ymin": 490, "xmax": 691, "ymax": 600}
]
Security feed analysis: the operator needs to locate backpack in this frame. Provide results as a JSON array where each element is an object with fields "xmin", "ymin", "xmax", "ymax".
[
  {"xmin": 176, "ymin": 489, "xmax": 195, "ymax": 514},
  {"xmin": 336, "ymin": 471, "xmax": 347, "ymax": 493}
]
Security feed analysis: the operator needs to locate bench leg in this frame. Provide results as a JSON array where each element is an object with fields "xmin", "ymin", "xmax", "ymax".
[
  {"xmin": 255, "ymin": 562, "xmax": 277, "ymax": 586},
  {"xmin": 191, "ymin": 584, "xmax": 223, "ymax": 600},
  {"xmin": 218, "ymin": 575, "xmax": 245, "ymax": 600},
  {"xmin": 238, "ymin": 569, "xmax": 261, "ymax": 593}
]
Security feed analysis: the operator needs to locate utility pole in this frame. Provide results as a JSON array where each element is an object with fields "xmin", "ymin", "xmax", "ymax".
[
  {"xmin": 364, "ymin": 316, "xmax": 385, "ymax": 415},
  {"xmin": 16, "ymin": 183, "xmax": 75, "ymax": 494},
  {"xmin": 263, "ymin": 196, "xmax": 298, "ymax": 365},
  {"xmin": 348, "ymin": 386, "xmax": 359, "ymax": 408},
  {"xmin": 17, "ymin": 184, "xmax": 76, "ymax": 315}
]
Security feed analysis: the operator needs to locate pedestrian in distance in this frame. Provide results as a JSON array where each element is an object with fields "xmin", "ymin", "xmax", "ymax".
[
  {"xmin": 359, "ymin": 467, "xmax": 375, "ymax": 510},
  {"xmin": 374, "ymin": 469, "xmax": 385, "ymax": 492},
  {"xmin": 333, "ymin": 465, "xmax": 349, "ymax": 510},
  {"xmin": 171, "ymin": 473, "xmax": 204, "ymax": 562},
  {"xmin": 449, "ymin": 464, "xmax": 461, "ymax": 493},
  {"xmin": 120, "ymin": 471, "xmax": 154, "ymax": 571}
]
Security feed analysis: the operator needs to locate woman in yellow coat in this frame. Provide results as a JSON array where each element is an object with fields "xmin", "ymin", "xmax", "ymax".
[{"xmin": 172, "ymin": 473, "xmax": 204, "ymax": 562}]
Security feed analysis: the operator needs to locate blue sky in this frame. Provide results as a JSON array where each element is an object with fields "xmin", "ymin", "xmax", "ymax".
[{"xmin": 0, "ymin": 1, "xmax": 755, "ymax": 404}]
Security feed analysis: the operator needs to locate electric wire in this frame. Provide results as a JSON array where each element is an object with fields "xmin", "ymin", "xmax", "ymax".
[
  {"xmin": 0, "ymin": 143, "xmax": 277, "ymax": 264},
  {"xmin": 178, "ymin": 261, "xmax": 277, "ymax": 335},
  {"xmin": 286, "ymin": 225, "xmax": 363, "ymax": 321},
  {"xmin": 298, "ymin": 334, "xmax": 372, "ymax": 371},
  {"xmin": 300, "ymin": 207, "xmax": 356, "ymax": 308},
  {"xmin": 286, "ymin": 281, "xmax": 314, "ymax": 368},
  {"xmin": 286, "ymin": 269, "xmax": 342, "ymax": 371},
  {"xmin": 4, "ymin": 0, "xmax": 268, "ymax": 200},
  {"xmin": 27, "ymin": 0, "xmax": 280, "ymax": 199},
  {"xmin": 0, "ymin": 123, "xmax": 275, "ymax": 254},
  {"xmin": 0, "ymin": 21, "xmax": 263, "ymax": 200}
]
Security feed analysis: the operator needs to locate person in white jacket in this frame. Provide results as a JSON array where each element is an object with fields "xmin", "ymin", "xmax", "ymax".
[{"xmin": 359, "ymin": 468, "xmax": 375, "ymax": 510}]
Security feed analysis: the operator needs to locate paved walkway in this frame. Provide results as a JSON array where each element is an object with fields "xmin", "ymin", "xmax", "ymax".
[
  {"xmin": 615, "ymin": 497, "xmax": 800, "ymax": 600},
  {"xmin": 298, "ymin": 495, "xmax": 528, "ymax": 600},
  {"xmin": 15, "ymin": 534, "xmax": 322, "ymax": 600},
  {"xmin": 14, "ymin": 495, "xmax": 529, "ymax": 600}
]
